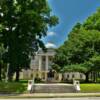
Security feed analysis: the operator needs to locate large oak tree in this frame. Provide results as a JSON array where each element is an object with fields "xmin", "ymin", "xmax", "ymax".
[{"xmin": 0, "ymin": 0, "xmax": 58, "ymax": 81}]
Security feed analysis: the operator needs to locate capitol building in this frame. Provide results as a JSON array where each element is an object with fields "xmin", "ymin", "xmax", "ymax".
[{"xmin": 21, "ymin": 47, "xmax": 85, "ymax": 82}]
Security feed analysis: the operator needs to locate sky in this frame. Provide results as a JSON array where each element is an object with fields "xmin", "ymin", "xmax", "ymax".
[{"xmin": 43, "ymin": 0, "xmax": 100, "ymax": 48}]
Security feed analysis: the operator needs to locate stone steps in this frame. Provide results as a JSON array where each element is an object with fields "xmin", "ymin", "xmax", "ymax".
[{"xmin": 33, "ymin": 84, "xmax": 76, "ymax": 93}]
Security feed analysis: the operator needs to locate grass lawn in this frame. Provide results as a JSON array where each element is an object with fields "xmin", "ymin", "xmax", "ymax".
[
  {"xmin": 0, "ymin": 82, "xmax": 27, "ymax": 93},
  {"xmin": 80, "ymin": 83, "xmax": 100, "ymax": 93},
  {"xmin": 0, "ymin": 80, "xmax": 100, "ymax": 93}
]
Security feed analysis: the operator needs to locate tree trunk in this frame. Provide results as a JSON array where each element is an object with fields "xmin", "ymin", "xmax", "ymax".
[
  {"xmin": 85, "ymin": 72, "xmax": 89, "ymax": 83},
  {"xmin": 0, "ymin": 64, "xmax": 2, "ymax": 81},
  {"xmin": 96, "ymin": 72, "xmax": 98, "ymax": 83},
  {"xmin": 15, "ymin": 67, "xmax": 20, "ymax": 82},
  {"xmin": 93, "ymin": 72, "xmax": 98, "ymax": 83},
  {"xmin": 93, "ymin": 72, "xmax": 96, "ymax": 83},
  {"xmin": 8, "ymin": 65, "xmax": 13, "ymax": 82},
  {"xmin": 91, "ymin": 71, "xmax": 94, "ymax": 82}
]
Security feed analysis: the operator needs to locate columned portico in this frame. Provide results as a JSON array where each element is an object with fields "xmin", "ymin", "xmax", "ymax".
[
  {"xmin": 37, "ymin": 53, "xmax": 62, "ymax": 82},
  {"xmin": 26, "ymin": 48, "xmax": 56, "ymax": 81},
  {"xmin": 39, "ymin": 56, "xmax": 42, "ymax": 71},
  {"xmin": 38, "ymin": 54, "xmax": 53, "ymax": 80},
  {"xmin": 38, "ymin": 55, "xmax": 49, "ymax": 80},
  {"xmin": 38, "ymin": 55, "xmax": 51, "ymax": 72},
  {"xmin": 38, "ymin": 55, "xmax": 42, "ymax": 78},
  {"xmin": 45, "ymin": 55, "xmax": 49, "ymax": 71}
]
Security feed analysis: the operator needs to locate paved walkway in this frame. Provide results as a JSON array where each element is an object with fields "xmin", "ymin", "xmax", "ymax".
[
  {"xmin": 0, "ymin": 97, "xmax": 100, "ymax": 100},
  {"xmin": 0, "ymin": 93, "xmax": 100, "ymax": 98}
]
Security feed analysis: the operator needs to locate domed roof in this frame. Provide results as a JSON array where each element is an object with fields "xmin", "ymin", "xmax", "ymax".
[{"xmin": 45, "ymin": 42, "xmax": 56, "ymax": 49}]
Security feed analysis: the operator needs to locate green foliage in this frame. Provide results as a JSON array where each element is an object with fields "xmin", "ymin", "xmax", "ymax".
[
  {"xmin": 34, "ymin": 77, "xmax": 42, "ymax": 83},
  {"xmin": 83, "ymin": 8, "xmax": 100, "ymax": 31},
  {"xmin": 87, "ymin": 55, "xmax": 100, "ymax": 71},
  {"xmin": 19, "ymin": 79, "xmax": 28, "ymax": 83},
  {"xmin": 53, "ymin": 8, "xmax": 100, "ymax": 82},
  {"xmin": 0, "ymin": 82, "xmax": 26, "ymax": 93},
  {"xmin": 0, "ymin": 0, "xmax": 58, "ymax": 81},
  {"xmin": 53, "ymin": 50, "xmax": 67, "ymax": 66},
  {"xmin": 63, "ymin": 64, "xmax": 88, "ymax": 73},
  {"xmin": 52, "ymin": 64, "xmax": 61, "ymax": 72},
  {"xmin": 54, "ymin": 28, "xmax": 100, "ymax": 73}
]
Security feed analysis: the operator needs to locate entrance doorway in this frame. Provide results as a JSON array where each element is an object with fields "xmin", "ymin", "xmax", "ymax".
[{"xmin": 47, "ymin": 69, "xmax": 55, "ymax": 82}]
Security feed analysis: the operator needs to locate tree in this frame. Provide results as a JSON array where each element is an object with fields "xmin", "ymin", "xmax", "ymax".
[
  {"xmin": 87, "ymin": 55, "xmax": 100, "ymax": 82},
  {"xmin": 0, "ymin": 44, "xmax": 5, "ymax": 81},
  {"xmin": 63, "ymin": 64, "xmax": 89, "ymax": 82},
  {"xmin": 0, "ymin": 0, "xmax": 58, "ymax": 81},
  {"xmin": 53, "ymin": 27, "xmax": 100, "ymax": 82},
  {"xmin": 53, "ymin": 47, "xmax": 68, "ymax": 66},
  {"xmin": 63, "ymin": 63, "xmax": 92, "ymax": 82},
  {"xmin": 83, "ymin": 8, "xmax": 100, "ymax": 31}
]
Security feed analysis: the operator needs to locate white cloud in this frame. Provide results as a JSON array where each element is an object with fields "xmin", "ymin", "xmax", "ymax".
[
  {"xmin": 45, "ymin": 42, "xmax": 56, "ymax": 48},
  {"xmin": 47, "ymin": 31, "xmax": 56, "ymax": 36}
]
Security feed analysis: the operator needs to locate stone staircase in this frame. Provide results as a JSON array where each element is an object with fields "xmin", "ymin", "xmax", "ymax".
[{"xmin": 33, "ymin": 84, "xmax": 76, "ymax": 93}]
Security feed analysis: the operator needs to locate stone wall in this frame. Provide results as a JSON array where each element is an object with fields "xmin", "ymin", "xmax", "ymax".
[
  {"xmin": 63, "ymin": 72, "xmax": 85, "ymax": 80},
  {"xmin": 21, "ymin": 70, "xmax": 85, "ymax": 82}
]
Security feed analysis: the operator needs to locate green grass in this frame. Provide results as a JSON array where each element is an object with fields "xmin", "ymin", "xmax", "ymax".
[
  {"xmin": 0, "ymin": 80, "xmax": 100, "ymax": 93},
  {"xmin": 0, "ymin": 82, "xmax": 27, "ymax": 93},
  {"xmin": 80, "ymin": 83, "xmax": 100, "ymax": 93}
]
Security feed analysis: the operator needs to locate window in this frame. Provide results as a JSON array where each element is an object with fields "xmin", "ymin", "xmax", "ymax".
[
  {"xmin": 72, "ymin": 74, "xmax": 75, "ymax": 78},
  {"xmin": 67, "ymin": 74, "xmax": 69, "ymax": 78},
  {"xmin": 80, "ymin": 74, "xmax": 83, "ymax": 79}
]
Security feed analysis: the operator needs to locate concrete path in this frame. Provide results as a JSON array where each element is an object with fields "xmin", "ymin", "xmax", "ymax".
[
  {"xmin": 0, "ymin": 97, "xmax": 100, "ymax": 100},
  {"xmin": 0, "ymin": 93, "xmax": 100, "ymax": 98}
]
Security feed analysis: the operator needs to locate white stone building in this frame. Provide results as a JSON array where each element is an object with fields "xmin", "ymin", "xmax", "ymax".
[{"xmin": 22, "ymin": 48, "xmax": 85, "ymax": 81}]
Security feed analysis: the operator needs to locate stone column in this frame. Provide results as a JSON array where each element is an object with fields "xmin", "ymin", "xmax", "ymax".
[
  {"xmin": 39, "ymin": 56, "xmax": 42, "ymax": 78},
  {"xmin": 58, "ymin": 73, "xmax": 62, "ymax": 82},
  {"xmin": 45, "ymin": 55, "xmax": 49, "ymax": 71},
  {"xmin": 45, "ymin": 55, "xmax": 49, "ymax": 81},
  {"xmin": 39, "ymin": 56, "xmax": 42, "ymax": 71}
]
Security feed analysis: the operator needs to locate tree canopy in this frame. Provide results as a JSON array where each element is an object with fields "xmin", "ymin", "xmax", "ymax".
[
  {"xmin": 53, "ymin": 8, "xmax": 100, "ymax": 82},
  {"xmin": 0, "ymin": 0, "xmax": 58, "ymax": 81}
]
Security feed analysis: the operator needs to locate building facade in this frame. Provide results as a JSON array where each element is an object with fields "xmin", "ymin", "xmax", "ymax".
[{"xmin": 22, "ymin": 48, "xmax": 85, "ymax": 81}]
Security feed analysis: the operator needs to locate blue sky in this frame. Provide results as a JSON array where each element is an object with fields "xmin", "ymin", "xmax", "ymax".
[{"xmin": 43, "ymin": 0, "xmax": 100, "ymax": 48}]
